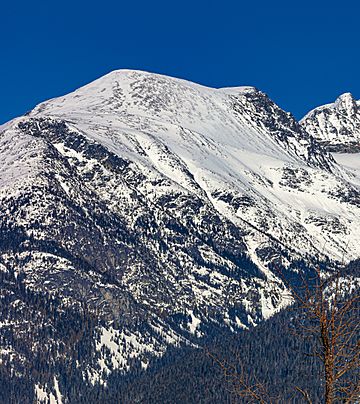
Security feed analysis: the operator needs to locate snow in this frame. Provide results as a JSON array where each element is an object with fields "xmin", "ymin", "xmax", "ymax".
[
  {"xmin": 3, "ymin": 70, "xmax": 360, "ymax": 262},
  {"xmin": 0, "ymin": 123, "xmax": 44, "ymax": 189},
  {"xmin": 10, "ymin": 70, "xmax": 357, "ymax": 264},
  {"xmin": 24, "ymin": 70, "xmax": 360, "ymax": 260},
  {"xmin": 35, "ymin": 381, "xmax": 62, "ymax": 404},
  {"xmin": 2, "ymin": 69, "xmax": 360, "ymax": 381},
  {"xmin": 333, "ymin": 153, "xmax": 360, "ymax": 172},
  {"xmin": 35, "ymin": 385, "xmax": 48, "ymax": 403},
  {"xmin": 187, "ymin": 310, "xmax": 201, "ymax": 334},
  {"xmin": 0, "ymin": 120, "xmax": 13, "ymax": 132},
  {"xmin": 301, "ymin": 92, "xmax": 360, "ymax": 146},
  {"xmin": 219, "ymin": 86, "xmax": 256, "ymax": 95},
  {"xmin": 55, "ymin": 174, "xmax": 70, "ymax": 194},
  {"xmin": 95, "ymin": 326, "xmax": 162, "ymax": 374},
  {"xmin": 53, "ymin": 378, "xmax": 63, "ymax": 404}
]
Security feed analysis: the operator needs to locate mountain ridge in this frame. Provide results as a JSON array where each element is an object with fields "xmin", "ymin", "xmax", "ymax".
[
  {"xmin": 301, "ymin": 92, "xmax": 360, "ymax": 152},
  {"xmin": 1, "ymin": 70, "xmax": 360, "ymax": 402}
]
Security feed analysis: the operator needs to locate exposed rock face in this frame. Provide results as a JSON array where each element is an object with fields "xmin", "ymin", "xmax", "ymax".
[
  {"xmin": 1, "ymin": 70, "xmax": 360, "ymax": 399},
  {"xmin": 301, "ymin": 92, "xmax": 360, "ymax": 152}
]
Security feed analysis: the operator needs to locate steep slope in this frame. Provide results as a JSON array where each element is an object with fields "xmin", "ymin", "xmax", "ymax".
[
  {"xmin": 1, "ymin": 70, "xmax": 360, "ymax": 401},
  {"xmin": 301, "ymin": 93, "xmax": 360, "ymax": 192},
  {"xmin": 28, "ymin": 70, "xmax": 360, "ymax": 260},
  {"xmin": 301, "ymin": 92, "xmax": 360, "ymax": 152}
]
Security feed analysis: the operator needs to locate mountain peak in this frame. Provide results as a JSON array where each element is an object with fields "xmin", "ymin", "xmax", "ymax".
[
  {"xmin": 301, "ymin": 93, "xmax": 360, "ymax": 152},
  {"xmin": 28, "ymin": 69, "xmax": 332, "ymax": 173},
  {"xmin": 31, "ymin": 69, "xmax": 258, "ymax": 120},
  {"xmin": 2, "ymin": 70, "xmax": 360, "ymax": 400},
  {"xmin": 334, "ymin": 92, "xmax": 357, "ymax": 116}
]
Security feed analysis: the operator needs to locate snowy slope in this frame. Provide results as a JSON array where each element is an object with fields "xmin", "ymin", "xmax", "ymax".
[
  {"xmin": 1, "ymin": 70, "xmax": 360, "ymax": 395},
  {"xmin": 28, "ymin": 70, "xmax": 359, "ymax": 260},
  {"xmin": 301, "ymin": 93, "xmax": 360, "ymax": 152},
  {"xmin": 301, "ymin": 92, "xmax": 360, "ymax": 207}
]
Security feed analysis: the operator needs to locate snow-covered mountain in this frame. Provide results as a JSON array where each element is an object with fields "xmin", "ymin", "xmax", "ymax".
[
  {"xmin": 301, "ymin": 92, "xmax": 360, "ymax": 197},
  {"xmin": 301, "ymin": 92, "xmax": 360, "ymax": 152},
  {"xmin": 1, "ymin": 70, "xmax": 360, "ymax": 401},
  {"xmin": 25, "ymin": 70, "xmax": 360, "ymax": 260}
]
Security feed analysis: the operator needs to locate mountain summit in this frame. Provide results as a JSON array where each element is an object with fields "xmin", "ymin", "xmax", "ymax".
[
  {"xmin": 1, "ymin": 70, "xmax": 360, "ymax": 401},
  {"xmin": 301, "ymin": 92, "xmax": 360, "ymax": 152}
]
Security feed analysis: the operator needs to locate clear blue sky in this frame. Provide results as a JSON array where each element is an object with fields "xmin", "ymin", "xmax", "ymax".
[{"xmin": 1, "ymin": 0, "xmax": 359, "ymax": 124}]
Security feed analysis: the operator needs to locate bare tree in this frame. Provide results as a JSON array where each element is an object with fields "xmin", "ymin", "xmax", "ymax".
[
  {"xmin": 208, "ymin": 350, "xmax": 277, "ymax": 403},
  {"xmin": 286, "ymin": 267, "xmax": 360, "ymax": 403},
  {"xmin": 210, "ymin": 265, "xmax": 360, "ymax": 403}
]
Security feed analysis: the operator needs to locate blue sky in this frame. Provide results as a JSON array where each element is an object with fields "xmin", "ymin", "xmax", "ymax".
[{"xmin": 1, "ymin": 0, "xmax": 359, "ymax": 124}]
